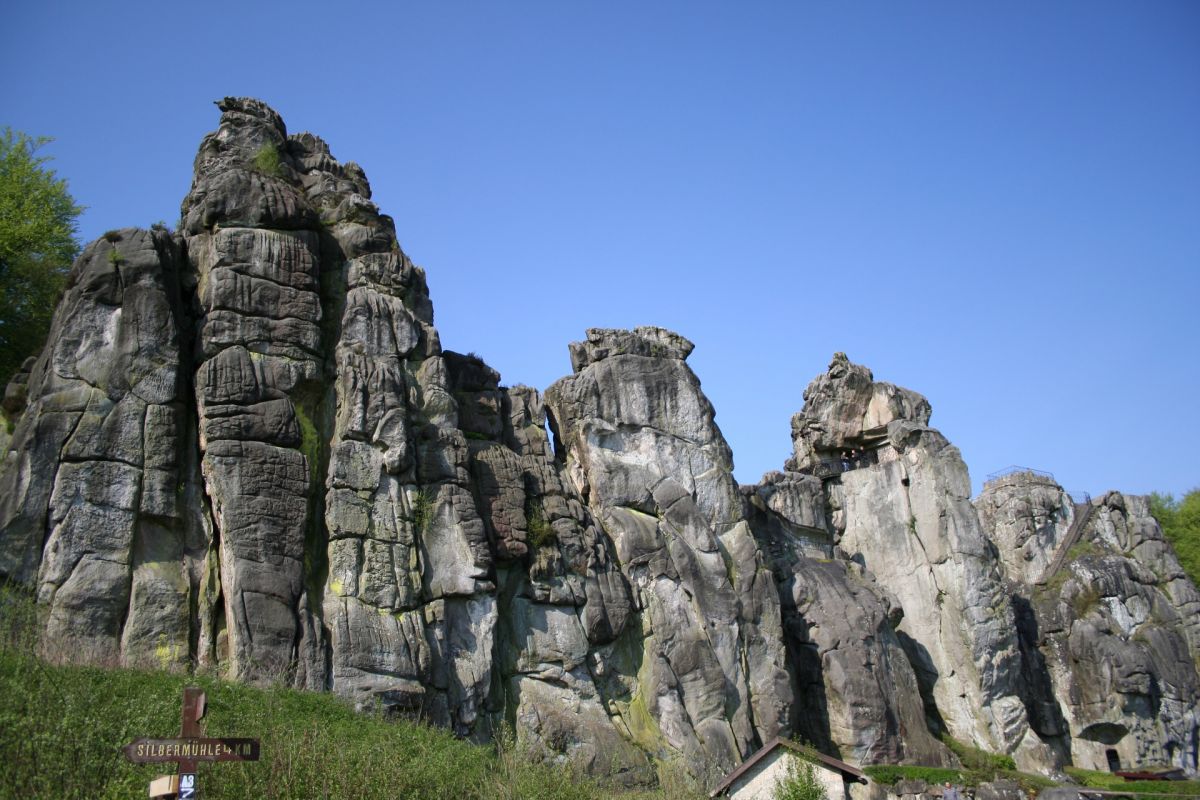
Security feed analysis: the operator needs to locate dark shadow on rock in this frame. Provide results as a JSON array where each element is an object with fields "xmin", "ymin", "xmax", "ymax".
[
  {"xmin": 1011, "ymin": 593, "xmax": 1072, "ymax": 766},
  {"xmin": 896, "ymin": 629, "xmax": 947, "ymax": 739}
]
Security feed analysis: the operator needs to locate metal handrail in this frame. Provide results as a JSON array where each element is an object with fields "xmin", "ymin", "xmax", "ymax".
[
  {"xmin": 981, "ymin": 468, "xmax": 1092, "ymax": 508},
  {"xmin": 798, "ymin": 449, "xmax": 880, "ymax": 480},
  {"xmin": 1036, "ymin": 500, "xmax": 1097, "ymax": 585},
  {"xmin": 985, "ymin": 465, "xmax": 1056, "ymax": 483}
]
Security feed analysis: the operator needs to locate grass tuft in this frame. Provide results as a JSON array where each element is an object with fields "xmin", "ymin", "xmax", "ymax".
[
  {"xmin": 1065, "ymin": 767, "xmax": 1200, "ymax": 796},
  {"xmin": 940, "ymin": 734, "xmax": 1016, "ymax": 772},
  {"xmin": 526, "ymin": 498, "xmax": 556, "ymax": 548},
  {"xmin": 863, "ymin": 765, "xmax": 963, "ymax": 786},
  {"xmin": 251, "ymin": 143, "xmax": 282, "ymax": 177}
]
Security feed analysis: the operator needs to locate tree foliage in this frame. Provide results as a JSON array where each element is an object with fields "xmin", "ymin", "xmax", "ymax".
[
  {"xmin": 1149, "ymin": 489, "xmax": 1200, "ymax": 586},
  {"xmin": 0, "ymin": 128, "xmax": 83, "ymax": 388},
  {"xmin": 775, "ymin": 756, "xmax": 829, "ymax": 800}
]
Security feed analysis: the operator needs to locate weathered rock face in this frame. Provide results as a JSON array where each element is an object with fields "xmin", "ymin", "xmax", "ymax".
[
  {"xmin": 182, "ymin": 98, "xmax": 329, "ymax": 683},
  {"xmin": 545, "ymin": 327, "xmax": 794, "ymax": 779},
  {"xmin": 3, "ymin": 100, "xmax": 1199, "ymax": 784},
  {"xmin": 787, "ymin": 355, "xmax": 1033, "ymax": 760},
  {"xmin": 975, "ymin": 471, "xmax": 1077, "ymax": 586},
  {"xmin": 745, "ymin": 474, "xmax": 950, "ymax": 767},
  {"xmin": 0, "ymin": 228, "xmax": 202, "ymax": 669},
  {"xmin": 786, "ymin": 352, "xmax": 930, "ymax": 473},
  {"xmin": 979, "ymin": 475, "xmax": 1200, "ymax": 775},
  {"xmin": 470, "ymin": 380, "xmax": 648, "ymax": 781}
]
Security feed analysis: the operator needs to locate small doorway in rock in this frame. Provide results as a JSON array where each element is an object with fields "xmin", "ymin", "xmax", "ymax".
[{"xmin": 1105, "ymin": 749, "xmax": 1121, "ymax": 772}]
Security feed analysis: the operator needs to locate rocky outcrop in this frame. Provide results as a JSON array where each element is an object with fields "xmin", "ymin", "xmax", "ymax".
[
  {"xmin": 975, "ymin": 471, "xmax": 1078, "ymax": 586},
  {"xmin": 448, "ymin": 360, "xmax": 649, "ymax": 779},
  {"xmin": 545, "ymin": 327, "xmax": 794, "ymax": 779},
  {"xmin": 182, "ymin": 99, "xmax": 329, "ymax": 683},
  {"xmin": 979, "ymin": 474, "xmax": 1200, "ymax": 775},
  {"xmin": 0, "ymin": 228, "xmax": 202, "ymax": 668},
  {"xmin": 3, "ymin": 100, "xmax": 1198, "ymax": 785},
  {"xmin": 745, "ymin": 474, "xmax": 950, "ymax": 767},
  {"xmin": 786, "ymin": 355, "xmax": 1033, "ymax": 761}
]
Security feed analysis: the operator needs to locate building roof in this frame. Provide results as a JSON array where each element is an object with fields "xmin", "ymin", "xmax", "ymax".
[{"xmin": 709, "ymin": 738, "xmax": 867, "ymax": 798}]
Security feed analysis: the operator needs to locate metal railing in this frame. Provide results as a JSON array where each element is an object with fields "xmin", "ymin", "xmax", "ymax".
[
  {"xmin": 984, "ymin": 465, "xmax": 1056, "ymax": 484},
  {"xmin": 1036, "ymin": 497, "xmax": 1097, "ymax": 585},
  {"xmin": 797, "ymin": 448, "xmax": 880, "ymax": 480}
]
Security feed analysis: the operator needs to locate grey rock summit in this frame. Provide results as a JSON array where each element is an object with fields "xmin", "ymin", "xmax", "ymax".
[
  {"xmin": 790, "ymin": 354, "xmax": 1034, "ymax": 761},
  {"xmin": 2, "ymin": 100, "xmax": 1197, "ymax": 784},
  {"xmin": 546, "ymin": 326, "xmax": 792, "ymax": 777}
]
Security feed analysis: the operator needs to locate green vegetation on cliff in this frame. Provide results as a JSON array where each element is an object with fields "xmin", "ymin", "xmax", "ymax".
[
  {"xmin": 1065, "ymin": 767, "xmax": 1200, "ymax": 797},
  {"xmin": 1150, "ymin": 489, "xmax": 1200, "ymax": 585}
]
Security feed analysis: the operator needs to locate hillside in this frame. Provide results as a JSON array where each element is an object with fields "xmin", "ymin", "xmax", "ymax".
[{"xmin": 0, "ymin": 594, "xmax": 698, "ymax": 799}]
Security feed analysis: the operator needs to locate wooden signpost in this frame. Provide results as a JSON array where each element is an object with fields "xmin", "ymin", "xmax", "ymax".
[{"xmin": 122, "ymin": 687, "xmax": 259, "ymax": 798}]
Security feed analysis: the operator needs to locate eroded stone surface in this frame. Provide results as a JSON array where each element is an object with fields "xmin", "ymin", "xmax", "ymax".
[
  {"xmin": 983, "ymin": 477, "xmax": 1200, "ymax": 775},
  {"xmin": 976, "ymin": 471, "xmax": 1077, "ymax": 585},
  {"xmin": 787, "ymin": 355, "xmax": 1030, "ymax": 757},
  {"xmin": 0, "ymin": 228, "xmax": 200, "ymax": 669},
  {"xmin": 745, "ymin": 473, "xmax": 950, "ymax": 766},
  {"xmin": 546, "ymin": 326, "xmax": 793, "ymax": 778}
]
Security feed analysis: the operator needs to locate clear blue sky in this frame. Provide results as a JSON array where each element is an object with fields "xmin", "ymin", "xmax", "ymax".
[{"xmin": 3, "ymin": 1, "xmax": 1198, "ymax": 498}]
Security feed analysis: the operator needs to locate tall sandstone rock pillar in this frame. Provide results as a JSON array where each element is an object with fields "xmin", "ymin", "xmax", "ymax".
[
  {"xmin": 787, "ymin": 354, "xmax": 1035, "ymax": 761},
  {"xmin": 181, "ymin": 99, "xmax": 327, "ymax": 681},
  {"xmin": 545, "ymin": 327, "xmax": 793, "ymax": 780},
  {"xmin": 0, "ymin": 228, "xmax": 199, "ymax": 668}
]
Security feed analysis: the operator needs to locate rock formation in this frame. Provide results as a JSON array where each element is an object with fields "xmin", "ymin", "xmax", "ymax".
[
  {"xmin": 1, "ymin": 99, "xmax": 1197, "ymax": 785},
  {"xmin": 545, "ymin": 327, "xmax": 793, "ymax": 778},
  {"xmin": 979, "ymin": 477, "xmax": 1200, "ymax": 774},
  {"xmin": 745, "ymin": 472, "xmax": 949, "ymax": 767},
  {"xmin": 783, "ymin": 355, "xmax": 1033, "ymax": 758}
]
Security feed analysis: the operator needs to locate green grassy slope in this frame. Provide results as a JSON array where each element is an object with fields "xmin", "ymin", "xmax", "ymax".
[{"xmin": 0, "ymin": 600, "xmax": 700, "ymax": 800}]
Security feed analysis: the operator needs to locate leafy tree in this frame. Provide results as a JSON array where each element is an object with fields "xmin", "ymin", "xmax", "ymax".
[
  {"xmin": 775, "ymin": 756, "xmax": 829, "ymax": 800},
  {"xmin": 0, "ymin": 128, "xmax": 83, "ymax": 388},
  {"xmin": 1149, "ymin": 489, "xmax": 1200, "ymax": 586}
]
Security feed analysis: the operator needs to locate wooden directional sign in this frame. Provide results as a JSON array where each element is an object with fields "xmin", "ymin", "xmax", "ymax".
[
  {"xmin": 122, "ymin": 687, "xmax": 261, "ymax": 798},
  {"xmin": 123, "ymin": 737, "xmax": 259, "ymax": 763}
]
